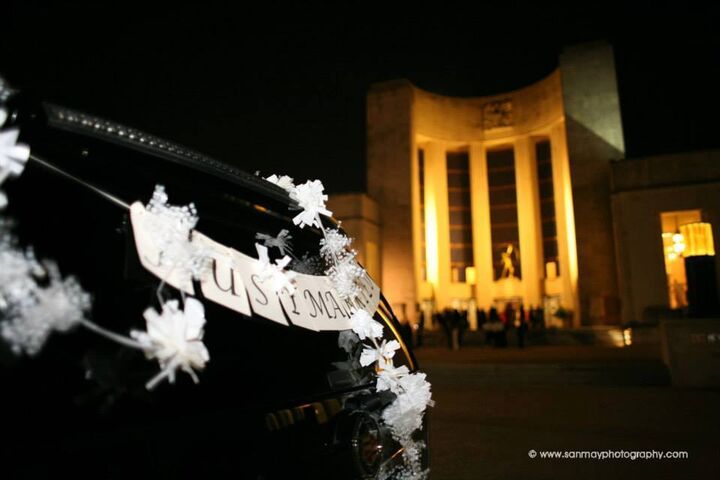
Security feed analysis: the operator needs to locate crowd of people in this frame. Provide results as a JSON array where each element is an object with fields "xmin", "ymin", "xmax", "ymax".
[{"xmin": 415, "ymin": 304, "xmax": 547, "ymax": 350}]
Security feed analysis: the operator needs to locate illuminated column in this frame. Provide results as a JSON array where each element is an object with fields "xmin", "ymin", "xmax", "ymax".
[
  {"xmin": 470, "ymin": 143, "xmax": 494, "ymax": 308},
  {"xmin": 412, "ymin": 142, "xmax": 427, "ymax": 309},
  {"xmin": 550, "ymin": 122, "xmax": 580, "ymax": 325},
  {"xmin": 515, "ymin": 136, "xmax": 543, "ymax": 307},
  {"xmin": 423, "ymin": 141, "xmax": 451, "ymax": 309},
  {"xmin": 367, "ymin": 82, "xmax": 416, "ymax": 321}
]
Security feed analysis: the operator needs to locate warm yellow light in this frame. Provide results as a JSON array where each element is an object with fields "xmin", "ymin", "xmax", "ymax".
[
  {"xmin": 425, "ymin": 191, "xmax": 439, "ymax": 285},
  {"xmin": 673, "ymin": 242, "xmax": 685, "ymax": 254},
  {"xmin": 545, "ymin": 261, "xmax": 558, "ymax": 279},
  {"xmin": 465, "ymin": 266, "xmax": 476, "ymax": 285},
  {"xmin": 680, "ymin": 222, "xmax": 715, "ymax": 257},
  {"xmin": 672, "ymin": 233, "xmax": 684, "ymax": 244},
  {"xmin": 560, "ymin": 158, "xmax": 579, "ymax": 324},
  {"xmin": 608, "ymin": 329, "xmax": 626, "ymax": 348},
  {"xmin": 668, "ymin": 251, "xmax": 678, "ymax": 261},
  {"xmin": 623, "ymin": 328, "xmax": 633, "ymax": 346}
]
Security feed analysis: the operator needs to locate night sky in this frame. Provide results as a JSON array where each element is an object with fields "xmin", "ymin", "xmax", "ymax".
[{"xmin": 3, "ymin": 2, "xmax": 719, "ymax": 193}]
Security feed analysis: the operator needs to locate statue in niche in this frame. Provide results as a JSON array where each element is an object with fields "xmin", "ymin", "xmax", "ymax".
[
  {"xmin": 482, "ymin": 99, "xmax": 513, "ymax": 130},
  {"xmin": 500, "ymin": 244, "xmax": 519, "ymax": 279}
]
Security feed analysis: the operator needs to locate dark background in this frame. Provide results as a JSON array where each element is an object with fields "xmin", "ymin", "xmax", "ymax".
[{"xmin": 3, "ymin": 1, "xmax": 719, "ymax": 193}]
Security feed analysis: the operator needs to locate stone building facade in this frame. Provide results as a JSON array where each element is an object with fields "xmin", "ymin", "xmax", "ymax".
[{"xmin": 330, "ymin": 41, "xmax": 719, "ymax": 327}]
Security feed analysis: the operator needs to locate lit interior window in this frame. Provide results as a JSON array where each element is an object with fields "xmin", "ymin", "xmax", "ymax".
[{"xmin": 660, "ymin": 210, "xmax": 703, "ymax": 309}]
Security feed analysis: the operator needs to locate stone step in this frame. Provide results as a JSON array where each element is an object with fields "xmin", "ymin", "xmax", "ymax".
[
  {"xmin": 424, "ymin": 362, "xmax": 671, "ymax": 387},
  {"xmin": 416, "ymin": 327, "xmax": 659, "ymax": 348}
]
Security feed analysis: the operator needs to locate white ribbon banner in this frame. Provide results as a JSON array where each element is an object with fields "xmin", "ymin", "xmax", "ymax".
[{"xmin": 130, "ymin": 202, "xmax": 381, "ymax": 331}]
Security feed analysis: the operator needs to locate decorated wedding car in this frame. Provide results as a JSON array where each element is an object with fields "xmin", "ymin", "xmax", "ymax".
[{"xmin": 0, "ymin": 78, "xmax": 432, "ymax": 479}]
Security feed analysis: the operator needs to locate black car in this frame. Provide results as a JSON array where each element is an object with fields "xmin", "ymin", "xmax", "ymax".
[{"xmin": 0, "ymin": 92, "xmax": 428, "ymax": 479}]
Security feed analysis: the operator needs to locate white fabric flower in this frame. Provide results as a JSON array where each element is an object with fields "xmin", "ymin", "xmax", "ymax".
[
  {"xmin": 381, "ymin": 372, "xmax": 433, "ymax": 440},
  {"xmin": 265, "ymin": 174, "xmax": 295, "ymax": 192},
  {"xmin": 318, "ymin": 228, "xmax": 365, "ymax": 300},
  {"xmin": 326, "ymin": 256, "xmax": 364, "ymax": 300},
  {"xmin": 397, "ymin": 372, "xmax": 433, "ymax": 408},
  {"xmin": 319, "ymin": 229, "xmax": 351, "ymax": 261},
  {"xmin": 0, "ymin": 128, "xmax": 31, "ymax": 208},
  {"xmin": 376, "ymin": 364, "xmax": 410, "ymax": 392},
  {"xmin": 143, "ymin": 185, "xmax": 210, "ymax": 282},
  {"xmin": 0, "ymin": 128, "xmax": 30, "ymax": 180},
  {"xmin": 131, "ymin": 297, "xmax": 209, "ymax": 389},
  {"xmin": 1, "ymin": 261, "xmax": 91, "ymax": 356},
  {"xmin": 255, "ymin": 243, "xmax": 297, "ymax": 294},
  {"xmin": 349, "ymin": 310, "xmax": 384, "ymax": 340},
  {"xmin": 255, "ymin": 229, "xmax": 293, "ymax": 256},
  {"xmin": 0, "ymin": 229, "xmax": 41, "ymax": 303},
  {"xmin": 291, "ymin": 179, "xmax": 332, "ymax": 229},
  {"xmin": 359, "ymin": 339, "xmax": 401, "ymax": 367}
]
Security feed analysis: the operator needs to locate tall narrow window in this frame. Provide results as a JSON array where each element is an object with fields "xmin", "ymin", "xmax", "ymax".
[
  {"xmin": 418, "ymin": 148, "xmax": 427, "ymax": 281},
  {"xmin": 446, "ymin": 151, "xmax": 474, "ymax": 282},
  {"xmin": 535, "ymin": 140, "xmax": 559, "ymax": 277},
  {"xmin": 487, "ymin": 146, "xmax": 521, "ymax": 280}
]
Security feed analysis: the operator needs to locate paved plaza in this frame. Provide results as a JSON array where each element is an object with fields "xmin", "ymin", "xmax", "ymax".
[{"xmin": 417, "ymin": 345, "xmax": 720, "ymax": 479}]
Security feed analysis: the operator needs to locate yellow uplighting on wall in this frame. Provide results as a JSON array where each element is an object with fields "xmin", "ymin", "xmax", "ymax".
[
  {"xmin": 561, "ymin": 161, "xmax": 580, "ymax": 319},
  {"xmin": 465, "ymin": 266, "xmax": 476, "ymax": 285},
  {"xmin": 545, "ymin": 261, "xmax": 558, "ymax": 279},
  {"xmin": 680, "ymin": 222, "xmax": 715, "ymax": 257},
  {"xmin": 425, "ymin": 191, "xmax": 439, "ymax": 286}
]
